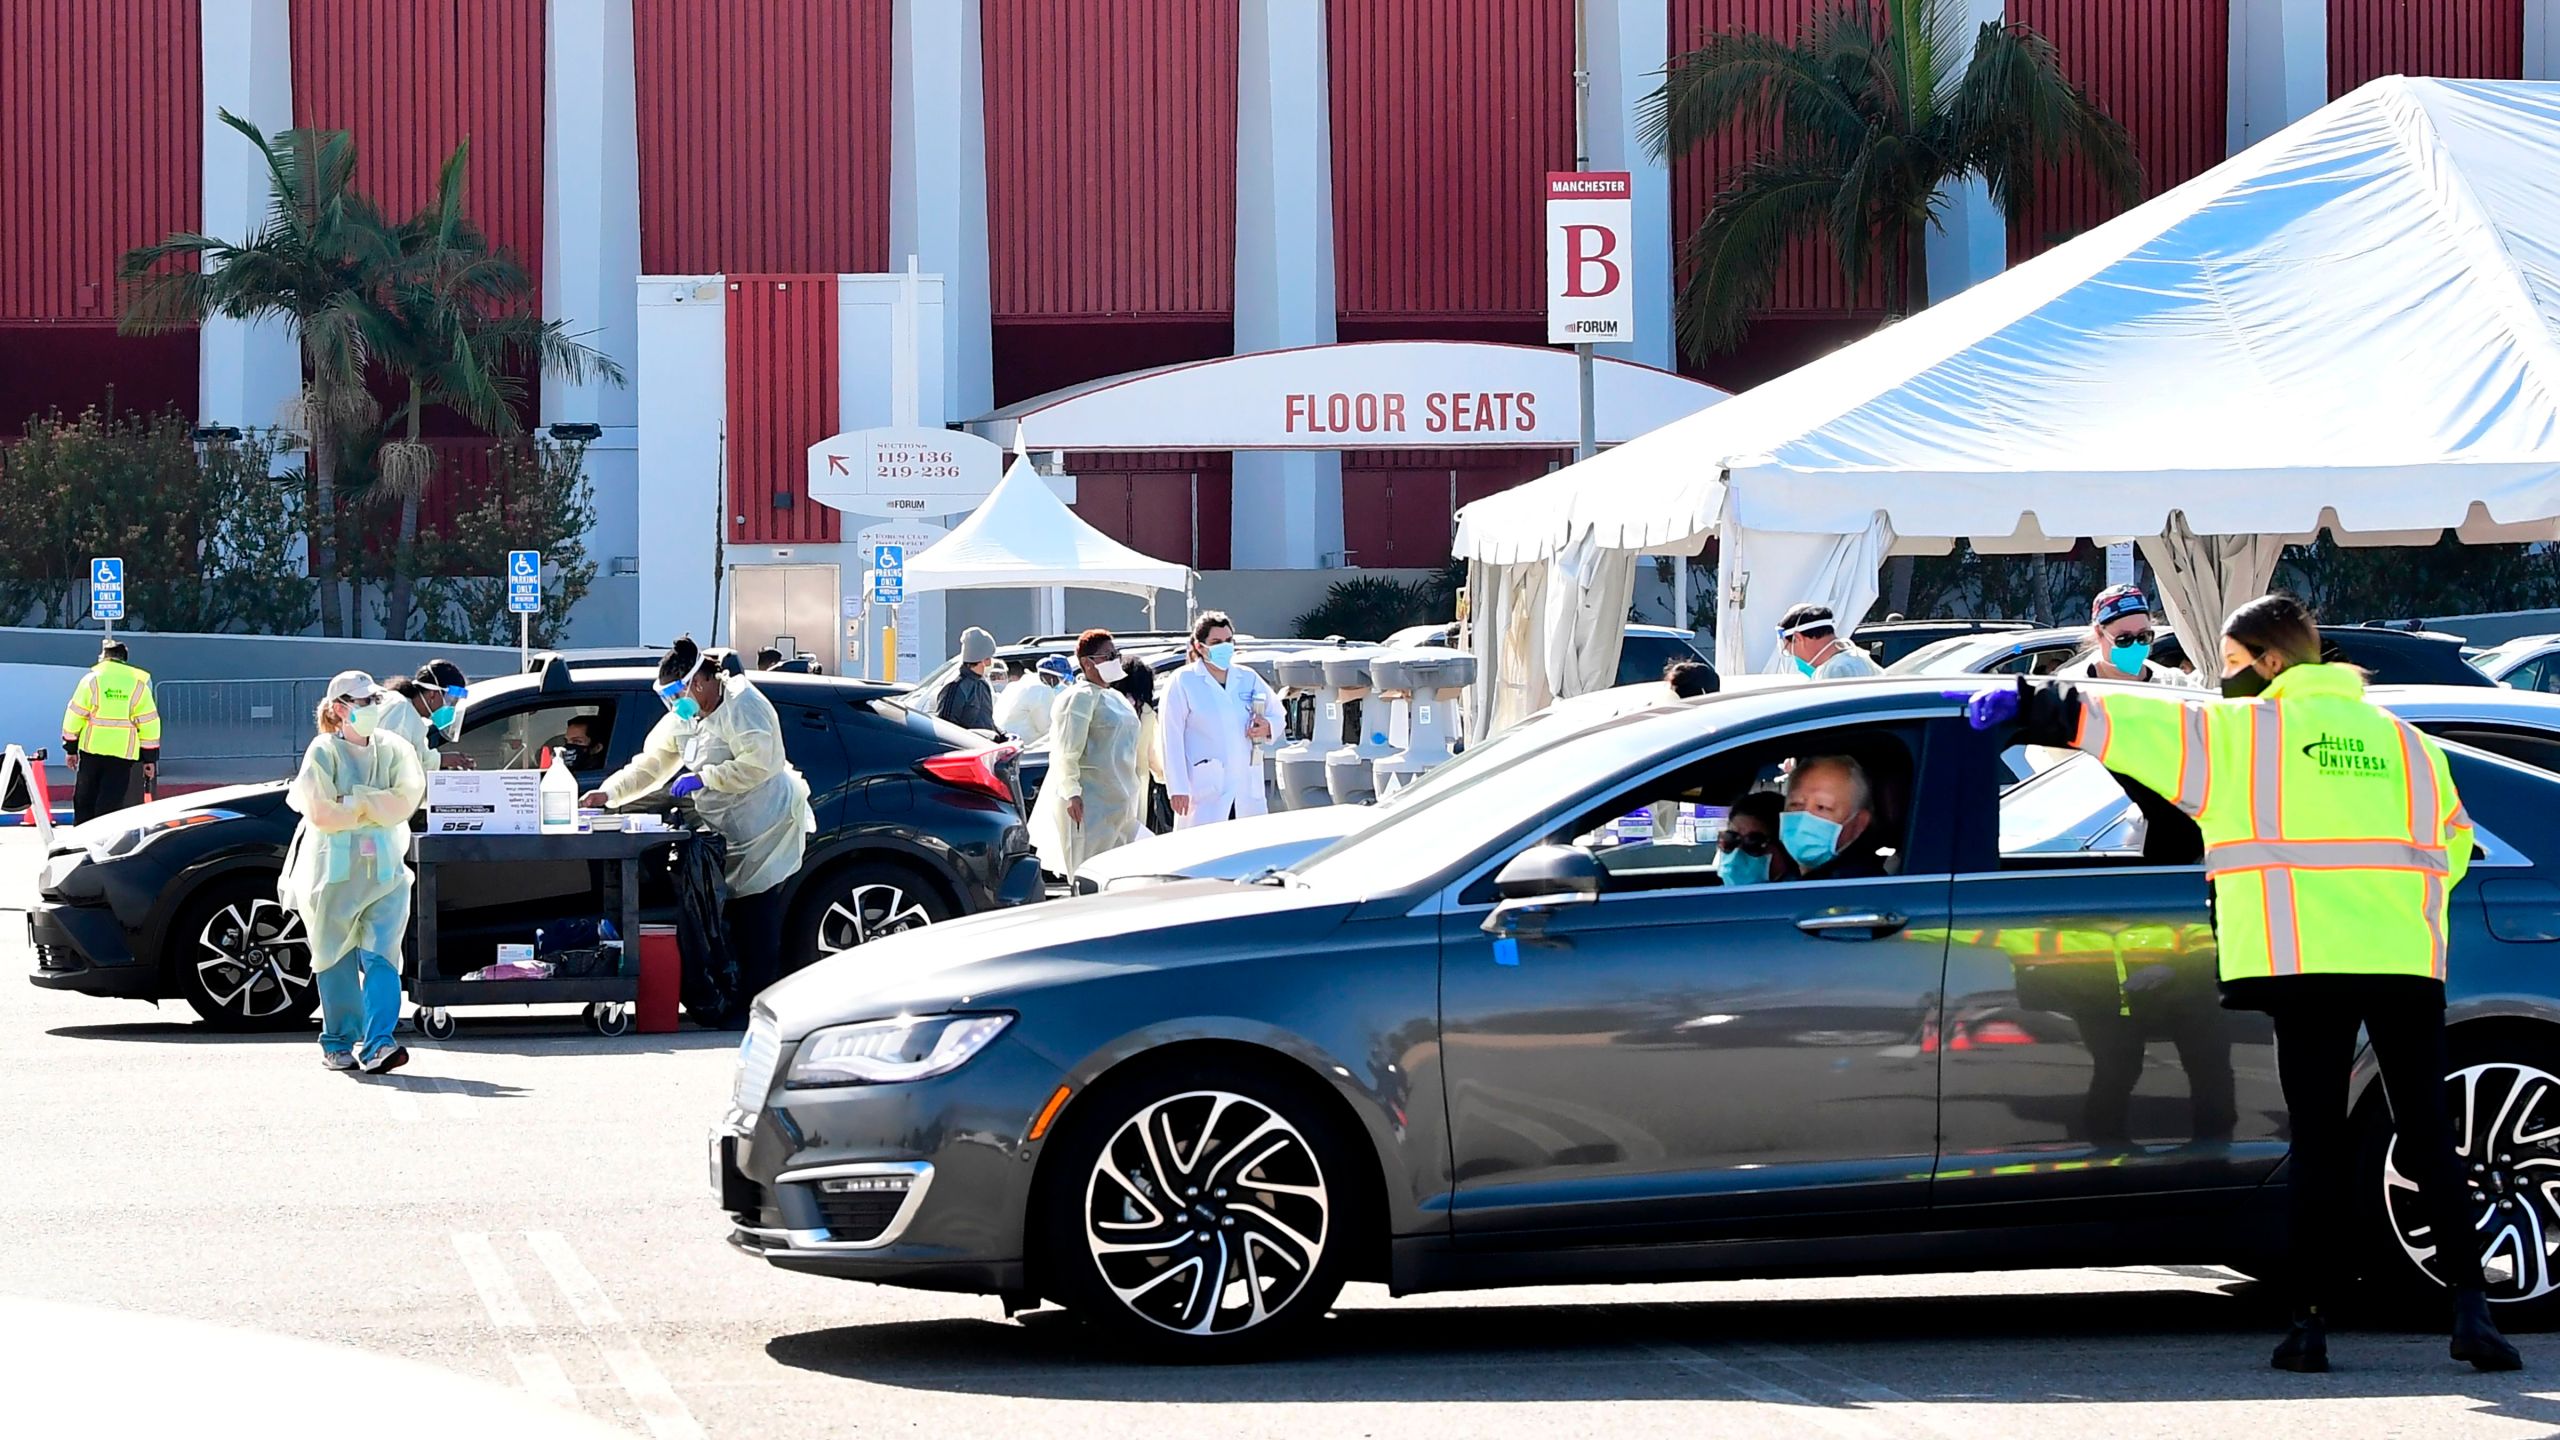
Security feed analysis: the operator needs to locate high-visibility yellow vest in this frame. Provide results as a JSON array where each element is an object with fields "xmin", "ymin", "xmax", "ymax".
[
  {"xmin": 61, "ymin": 660, "xmax": 162, "ymax": 762},
  {"xmin": 2076, "ymin": 663, "xmax": 2468, "ymax": 983}
]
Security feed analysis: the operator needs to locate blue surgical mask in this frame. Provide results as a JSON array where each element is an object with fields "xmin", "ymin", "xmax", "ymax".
[
  {"xmin": 1793, "ymin": 655, "xmax": 1816, "ymax": 678},
  {"xmin": 430, "ymin": 705, "xmax": 456, "ymax": 729},
  {"xmin": 1715, "ymin": 846, "xmax": 1771, "ymax": 888},
  {"xmin": 672, "ymin": 697, "xmax": 701, "ymax": 722},
  {"xmin": 1206, "ymin": 642, "xmax": 1236, "ymax": 669},
  {"xmin": 2109, "ymin": 640, "xmax": 2152, "ymax": 676},
  {"xmin": 1781, "ymin": 810, "xmax": 1844, "ymax": 870}
]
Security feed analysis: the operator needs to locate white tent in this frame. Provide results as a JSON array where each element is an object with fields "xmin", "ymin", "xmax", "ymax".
[
  {"xmin": 904, "ymin": 451, "xmax": 1195, "ymax": 622},
  {"xmin": 1456, "ymin": 76, "xmax": 2560, "ymax": 718}
]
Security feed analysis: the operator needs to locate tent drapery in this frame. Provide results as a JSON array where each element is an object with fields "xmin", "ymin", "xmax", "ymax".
[{"xmin": 1456, "ymin": 78, "xmax": 2560, "ymax": 716}]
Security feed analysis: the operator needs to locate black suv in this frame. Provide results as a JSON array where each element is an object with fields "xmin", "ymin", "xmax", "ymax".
[{"xmin": 27, "ymin": 658, "xmax": 1042, "ymax": 1029}]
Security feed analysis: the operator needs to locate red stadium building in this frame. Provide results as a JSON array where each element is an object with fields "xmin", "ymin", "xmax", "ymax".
[{"xmin": 2, "ymin": 0, "xmax": 2551, "ymax": 653}]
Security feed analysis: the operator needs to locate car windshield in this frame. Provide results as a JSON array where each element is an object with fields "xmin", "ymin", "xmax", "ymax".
[
  {"xmin": 1292, "ymin": 707, "xmax": 1685, "ymax": 894},
  {"xmin": 1885, "ymin": 636, "xmax": 1987, "ymax": 674}
]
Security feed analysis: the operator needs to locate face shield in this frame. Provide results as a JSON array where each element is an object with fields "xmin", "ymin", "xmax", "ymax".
[{"xmin": 659, "ymin": 651, "xmax": 712, "ymax": 722}]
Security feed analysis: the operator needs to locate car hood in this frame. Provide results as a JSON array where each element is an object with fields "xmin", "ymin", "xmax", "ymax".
[
  {"xmin": 760, "ymin": 879, "xmax": 1357, "ymax": 1038},
  {"xmin": 52, "ymin": 781, "xmax": 288, "ymax": 853},
  {"xmin": 1075, "ymin": 805, "xmax": 1374, "ymax": 886}
]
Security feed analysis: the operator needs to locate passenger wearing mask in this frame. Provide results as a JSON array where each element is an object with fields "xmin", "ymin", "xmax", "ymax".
[
  {"xmin": 555, "ymin": 714, "xmax": 601, "ymax": 772},
  {"xmin": 583, "ymin": 638, "xmax": 814, "ymax": 1018},
  {"xmin": 1714, "ymin": 791, "xmax": 1792, "ymax": 887},
  {"xmin": 2070, "ymin": 584, "xmax": 2187, "ymax": 686},
  {"xmin": 1780, "ymin": 755, "xmax": 1886, "ymax": 880},
  {"xmin": 278, "ymin": 671, "xmax": 425, "ymax": 1074},
  {"xmin": 1161, "ymin": 611, "xmax": 1277, "ymax": 829},
  {"xmin": 997, "ymin": 654, "xmax": 1070, "ymax": 745},
  {"xmin": 1029, "ymin": 631, "xmax": 1145, "ymax": 883},
  {"xmin": 1776, "ymin": 605, "xmax": 1882, "ymax": 680},
  {"xmin": 935, "ymin": 627, "xmax": 1000, "ymax": 734}
]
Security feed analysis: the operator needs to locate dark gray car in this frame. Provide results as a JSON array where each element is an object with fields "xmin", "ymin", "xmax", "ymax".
[{"xmin": 713, "ymin": 677, "xmax": 2560, "ymax": 1358}]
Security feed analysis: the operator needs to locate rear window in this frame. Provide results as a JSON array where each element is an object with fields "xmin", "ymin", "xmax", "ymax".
[{"xmin": 866, "ymin": 696, "xmax": 981, "ymax": 750}]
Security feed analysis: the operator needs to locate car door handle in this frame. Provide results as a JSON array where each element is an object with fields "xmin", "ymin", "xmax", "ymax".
[{"xmin": 1796, "ymin": 910, "xmax": 1909, "ymax": 939}]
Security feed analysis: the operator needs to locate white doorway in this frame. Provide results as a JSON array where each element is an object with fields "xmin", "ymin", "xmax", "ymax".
[{"xmin": 729, "ymin": 564, "xmax": 842, "ymax": 674}]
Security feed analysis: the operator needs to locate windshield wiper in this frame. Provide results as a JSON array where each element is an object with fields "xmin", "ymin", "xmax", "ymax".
[{"xmin": 1244, "ymin": 866, "xmax": 1301, "ymax": 888}]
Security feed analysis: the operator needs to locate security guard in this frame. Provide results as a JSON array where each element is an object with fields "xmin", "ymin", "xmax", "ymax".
[
  {"xmin": 61, "ymin": 640, "xmax": 162, "ymax": 825},
  {"xmin": 1972, "ymin": 593, "xmax": 2520, "ymax": 1374}
]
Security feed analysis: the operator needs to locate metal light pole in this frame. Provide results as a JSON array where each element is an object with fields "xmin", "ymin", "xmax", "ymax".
[{"xmin": 1572, "ymin": 0, "xmax": 1596, "ymax": 464}]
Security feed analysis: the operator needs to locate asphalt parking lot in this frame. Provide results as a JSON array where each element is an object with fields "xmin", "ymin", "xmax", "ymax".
[{"xmin": 3, "ymin": 828, "xmax": 2552, "ymax": 1439}]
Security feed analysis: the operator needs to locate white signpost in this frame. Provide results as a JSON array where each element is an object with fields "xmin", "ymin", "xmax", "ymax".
[
  {"xmin": 89, "ymin": 556, "xmax": 125, "ymax": 637},
  {"xmin": 507, "ymin": 549, "xmax": 542, "ymax": 670},
  {"xmin": 1546, "ymin": 171, "xmax": 1633, "ymax": 345},
  {"xmin": 806, "ymin": 426, "xmax": 1006, "ymax": 518}
]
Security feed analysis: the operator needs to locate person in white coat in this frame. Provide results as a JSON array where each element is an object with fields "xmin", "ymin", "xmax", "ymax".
[
  {"xmin": 2065, "ymin": 584, "xmax": 2192, "ymax": 686},
  {"xmin": 1777, "ymin": 604, "xmax": 1882, "ymax": 680},
  {"xmin": 1029, "ymin": 631, "xmax": 1146, "ymax": 883},
  {"xmin": 996, "ymin": 655, "xmax": 1070, "ymax": 744},
  {"xmin": 1160, "ymin": 611, "xmax": 1276, "ymax": 829}
]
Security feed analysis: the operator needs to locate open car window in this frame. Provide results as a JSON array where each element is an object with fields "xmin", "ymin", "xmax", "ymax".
[{"xmin": 452, "ymin": 699, "xmax": 615, "ymax": 774}]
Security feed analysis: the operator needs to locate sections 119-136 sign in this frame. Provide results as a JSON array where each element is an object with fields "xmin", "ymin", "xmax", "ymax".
[{"xmin": 807, "ymin": 426, "xmax": 1005, "ymax": 518}]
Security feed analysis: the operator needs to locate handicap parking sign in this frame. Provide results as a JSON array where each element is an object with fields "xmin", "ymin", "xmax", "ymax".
[
  {"xmin": 90, "ymin": 556, "xmax": 125, "ymax": 620},
  {"xmin": 873, "ymin": 544, "xmax": 904, "ymax": 573},
  {"xmin": 507, "ymin": 550, "xmax": 543, "ymax": 614}
]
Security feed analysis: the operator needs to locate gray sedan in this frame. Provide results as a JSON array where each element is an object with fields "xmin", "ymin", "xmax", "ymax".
[{"xmin": 714, "ymin": 677, "xmax": 2560, "ymax": 1358}]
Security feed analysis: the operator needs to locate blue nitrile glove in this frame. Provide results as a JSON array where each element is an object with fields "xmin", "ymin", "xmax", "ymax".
[
  {"xmin": 1957, "ymin": 685, "xmax": 2021, "ymax": 731},
  {"xmin": 669, "ymin": 774, "xmax": 705, "ymax": 799}
]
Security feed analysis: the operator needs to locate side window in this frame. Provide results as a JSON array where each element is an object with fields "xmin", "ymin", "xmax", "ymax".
[
  {"xmin": 452, "ymin": 699, "xmax": 617, "ymax": 776},
  {"xmin": 1551, "ymin": 723, "xmax": 1930, "ymax": 893},
  {"xmin": 2424, "ymin": 725, "xmax": 2560, "ymax": 779},
  {"xmin": 1985, "ymin": 649, "xmax": 2039, "ymax": 676},
  {"xmin": 2536, "ymin": 660, "xmax": 2560, "ymax": 695},
  {"xmin": 1614, "ymin": 637, "xmax": 1677, "ymax": 688},
  {"xmin": 1995, "ymin": 752, "xmax": 2147, "ymax": 864}
]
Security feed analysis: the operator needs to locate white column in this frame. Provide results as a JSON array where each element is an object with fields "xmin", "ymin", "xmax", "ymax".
[
  {"xmin": 198, "ymin": 0, "xmax": 301, "ymax": 434},
  {"xmin": 635, "ymin": 279, "xmax": 728, "ymax": 649},
  {"xmin": 2228, "ymin": 0, "xmax": 2328, "ymax": 153},
  {"xmin": 2526, "ymin": 1, "xmax": 2560, "ymax": 80},
  {"xmin": 1232, "ymin": 0, "xmax": 1343, "ymax": 570},
  {"xmin": 544, "ymin": 0, "xmax": 644, "ymax": 641},
  {"xmin": 889, "ymin": 0, "xmax": 994, "ymax": 422},
  {"xmin": 1584, "ymin": 0, "xmax": 1673, "ymax": 372},
  {"xmin": 1923, "ymin": 0, "xmax": 2007, "ymax": 306}
]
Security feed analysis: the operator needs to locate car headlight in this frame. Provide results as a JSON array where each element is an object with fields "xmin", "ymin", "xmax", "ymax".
[
  {"xmin": 85, "ymin": 810, "xmax": 238, "ymax": 865},
  {"xmin": 786, "ymin": 1014, "xmax": 1013, "ymax": 1088}
]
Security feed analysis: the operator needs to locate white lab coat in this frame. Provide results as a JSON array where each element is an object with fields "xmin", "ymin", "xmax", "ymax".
[
  {"xmin": 1160, "ymin": 661, "xmax": 1276, "ymax": 829},
  {"xmin": 1812, "ymin": 644, "xmax": 1882, "ymax": 680},
  {"xmin": 996, "ymin": 676, "xmax": 1061, "ymax": 744},
  {"xmin": 600, "ymin": 677, "xmax": 814, "ymax": 898}
]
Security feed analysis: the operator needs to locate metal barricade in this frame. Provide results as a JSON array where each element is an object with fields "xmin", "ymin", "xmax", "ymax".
[{"xmin": 152, "ymin": 678, "xmax": 333, "ymax": 763}]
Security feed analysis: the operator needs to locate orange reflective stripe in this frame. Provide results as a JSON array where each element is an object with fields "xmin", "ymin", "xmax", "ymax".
[
  {"xmin": 2264, "ymin": 869, "xmax": 2302, "ymax": 976},
  {"xmin": 2077, "ymin": 699, "xmax": 2111, "ymax": 758},
  {"xmin": 2176, "ymin": 703, "xmax": 2210, "ymax": 814}
]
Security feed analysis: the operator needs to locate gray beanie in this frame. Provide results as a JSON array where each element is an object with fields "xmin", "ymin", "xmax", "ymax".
[{"xmin": 960, "ymin": 627, "xmax": 997, "ymax": 664}]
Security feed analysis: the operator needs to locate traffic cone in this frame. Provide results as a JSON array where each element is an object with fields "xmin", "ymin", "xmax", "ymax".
[{"xmin": 0, "ymin": 745, "xmax": 56, "ymax": 846}]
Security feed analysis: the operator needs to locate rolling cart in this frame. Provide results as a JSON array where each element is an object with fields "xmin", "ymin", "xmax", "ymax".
[{"xmin": 406, "ymin": 829, "xmax": 685, "ymax": 1038}]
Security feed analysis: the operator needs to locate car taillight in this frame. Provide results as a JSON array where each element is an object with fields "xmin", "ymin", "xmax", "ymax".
[{"xmin": 920, "ymin": 745, "xmax": 1017, "ymax": 803}]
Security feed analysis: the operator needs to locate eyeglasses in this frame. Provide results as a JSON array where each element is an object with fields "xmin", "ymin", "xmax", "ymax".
[{"xmin": 1718, "ymin": 828, "xmax": 1775, "ymax": 856}]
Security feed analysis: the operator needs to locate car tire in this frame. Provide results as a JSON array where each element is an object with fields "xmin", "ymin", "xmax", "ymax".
[
  {"xmin": 172, "ymin": 877, "xmax": 319, "ymax": 1032},
  {"xmin": 789, "ymin": 861, "xmax": 950, "ymax": 973},
  {"xmin": 1035, "ymin": 1057, "xmax": 1360, "ymax": 1360},
  {"xmin": 2359, "ymin": 1027, "xmax": 2560, "ymax": 1328}
]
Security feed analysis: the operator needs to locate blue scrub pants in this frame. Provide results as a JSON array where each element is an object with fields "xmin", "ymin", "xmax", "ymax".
[{"xmin": 316, "ymin": 949, "xmax": 403, "ymax": 1059}]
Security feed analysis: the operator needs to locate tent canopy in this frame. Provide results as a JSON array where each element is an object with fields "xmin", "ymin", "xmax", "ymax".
[
  {"xmin": 904, "ymin": 453, "xmax": 1192, "ymax": 600},
  {"xmin": 1456, "ymin": 77, "xmax": 2560, "ymax": 690}
]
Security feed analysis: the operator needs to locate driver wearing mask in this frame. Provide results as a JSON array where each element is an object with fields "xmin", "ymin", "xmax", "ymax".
[
  {"xmin": 554, "ymin": 714, "xmax": 600, "ymax": 771},
  {"xmin": 1779, "ymin": 755, "xmax": 1885, "ymax": 881}
]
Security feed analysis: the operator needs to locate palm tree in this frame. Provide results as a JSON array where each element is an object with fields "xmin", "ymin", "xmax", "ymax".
[
  {"xmin": 367, "ymin": 141, "xmax": 624, "ymax": 640},
  {"xmin": 1642, "ymin": 0, "xmax": 2141, "ymax": 359},
  {"xmin": 121, "ymin": 110, "xmax": 398, "ymax": 636}
]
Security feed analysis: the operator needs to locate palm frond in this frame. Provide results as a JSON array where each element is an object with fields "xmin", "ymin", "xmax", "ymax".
[
  {"xmin": 1675, "ymin": 154, "xmax": 1848, "ymax": 357},
  {"xmin": 1641, "ymin": 24, "xmax": 1868, "ymax": 164},
  {"xmin": 1952, "ymin": 19, "xmax": 2143, "ymax": 222},
  {"xmin": 1890, "ymin": 0, "xmax": 1974, "ymax": 128}
]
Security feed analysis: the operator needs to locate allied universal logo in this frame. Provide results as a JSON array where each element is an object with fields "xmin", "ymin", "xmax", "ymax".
[{"xmin": 2301, "ymin": 733, "xmax": 2390, "ymax": 776}]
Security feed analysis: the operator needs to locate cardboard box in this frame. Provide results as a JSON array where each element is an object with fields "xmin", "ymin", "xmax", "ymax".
[{"xmin": 425, "ymin": 770, "xmax": 542, "ymax": 835}]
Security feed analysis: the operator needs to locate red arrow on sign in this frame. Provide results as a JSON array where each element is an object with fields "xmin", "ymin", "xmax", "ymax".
[{"xmin": 825, "ymin": 454, "xmax": 849, "ymax": 474}]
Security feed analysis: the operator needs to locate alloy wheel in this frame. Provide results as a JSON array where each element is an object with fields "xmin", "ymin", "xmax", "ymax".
[
  {"xmin": 2384, "ymin": 1060, "xmax": 2560, "ymax": 1303},
  {"xmin": 195, "ymin": 899, "xmax": 314, "ymax": 1021},
  {"xmin": 815, "ymin": 883, "xmax": 935, "ymax": 958},
  {"xmin": 1082, "ymin": 1089, "xmax": 1330, "ymax": 1336}
]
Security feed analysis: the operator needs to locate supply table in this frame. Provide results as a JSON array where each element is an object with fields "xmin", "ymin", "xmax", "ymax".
[{"xmin": 407, "ymin": 828, "xmax": 687, "ymax": 1037}]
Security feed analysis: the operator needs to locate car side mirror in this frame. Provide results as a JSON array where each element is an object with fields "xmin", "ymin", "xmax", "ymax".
[
  {"xmin": 1483, "ymin": 845, "xmax": 1603, "ymax": 937},
  {"xmin": 1495, "ymin": 844, "xmax": 1603, "ymax": 900}
]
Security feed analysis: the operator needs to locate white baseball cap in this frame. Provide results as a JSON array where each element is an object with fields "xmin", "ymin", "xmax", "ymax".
[{"xmin": 325, "ymin": 670, "xmax": 381, "ymax": 704}]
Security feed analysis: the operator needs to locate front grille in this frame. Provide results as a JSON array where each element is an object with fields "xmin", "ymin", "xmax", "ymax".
[
  {"xmin": 732, "ymin": 1018, "xmax": 781, "ymax": 1112},
  {"xmin": 814, "ymin": 1192, "xmax": 906, "ymax": 1243},
  {"xmin": 33, "ymin": 943, "xmax": 75, "ymax": 972}
]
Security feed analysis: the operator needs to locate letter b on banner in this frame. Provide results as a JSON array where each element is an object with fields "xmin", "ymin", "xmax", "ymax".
[{"xmin": 1546, "ymin": 172, "xmax": 1634, "ymax": 343}]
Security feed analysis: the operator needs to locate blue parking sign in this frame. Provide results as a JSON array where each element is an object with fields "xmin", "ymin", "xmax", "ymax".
[
  {"xmin": 90, "ymin": 556, "xmax": 125, "ymax": 621},
  {"xmin": 507, "ymin": 550, "xmax": 543, "ymax": 614}
]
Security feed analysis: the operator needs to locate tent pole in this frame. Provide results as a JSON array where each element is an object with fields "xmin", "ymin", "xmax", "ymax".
[{"xmin": 1572, "ymin": 0, "xmax": 1596, "ymax": 464}]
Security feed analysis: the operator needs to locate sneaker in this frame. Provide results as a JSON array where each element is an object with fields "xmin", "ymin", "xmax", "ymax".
[
  {"xmin": 320, "ymin": 1051, "xmax": 359, "ymax": 1072},
  {"xmin": 358, "ymin": 1044, "xmax": 410, "ymax": 1075}
]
